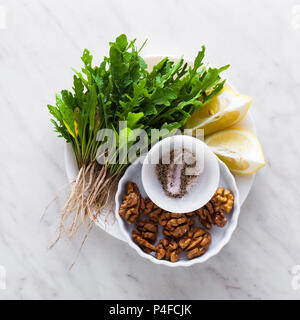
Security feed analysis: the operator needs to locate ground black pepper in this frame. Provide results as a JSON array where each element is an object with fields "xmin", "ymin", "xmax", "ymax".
[{"xmin": 156, "ymin": 148, "xmax": 199, "ymax": 198}]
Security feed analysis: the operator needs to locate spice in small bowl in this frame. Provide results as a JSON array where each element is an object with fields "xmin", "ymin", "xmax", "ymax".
[
  {"xmin": 156, "ymin": 148, "xmax": 201, "ymax": 198},
  {"xmin": 142, "ymin": 135, "xmax": 220, "ymax": 213}
]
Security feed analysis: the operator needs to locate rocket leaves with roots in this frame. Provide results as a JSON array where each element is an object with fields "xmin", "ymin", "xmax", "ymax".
[{"xmin": 46, "ymin": 34, "xmax": 229, "ymax": 244}]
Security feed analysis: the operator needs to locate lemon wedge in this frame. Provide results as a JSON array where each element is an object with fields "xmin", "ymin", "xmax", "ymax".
[
  {"xmin": 185, "ymin": 86, "xmax": 253, "ymax": 135},
  {"xmin": 205, "ymin": 128, "xmax": 265, "ymax": 175}
]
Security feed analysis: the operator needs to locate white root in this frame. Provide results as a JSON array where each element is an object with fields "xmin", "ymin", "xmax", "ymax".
[{"xmin": 49, "ymin": 161, "xmax": 122, "ymax": 266}]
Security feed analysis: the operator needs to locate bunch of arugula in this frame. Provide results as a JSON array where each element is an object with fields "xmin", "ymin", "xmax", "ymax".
[
  {"xmin": 47, "ymin": 34, "xmax": 229, "ymax": 243},
  {"xmin": 48, "ymin": 34, "xmax": 229, "ymax": 173}
]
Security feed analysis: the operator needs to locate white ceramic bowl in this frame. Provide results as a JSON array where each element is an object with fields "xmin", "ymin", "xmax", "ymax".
[
  {"xmin": 115, "ymin": 157, "xmax": 240, "ymax": 267},
  {"xmin": 142, "ymin": 135, "xmax": 220, "ymax": 213}
]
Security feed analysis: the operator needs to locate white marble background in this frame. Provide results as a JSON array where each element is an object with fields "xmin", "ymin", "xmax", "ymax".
[{"xmin": 0, "ymin": 0, "xmax": 300, "ymax": 300}]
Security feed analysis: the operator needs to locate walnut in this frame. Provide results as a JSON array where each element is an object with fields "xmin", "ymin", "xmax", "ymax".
[
  {"xmin": 196, "ymin": 188, "xmax": 234, "ymax": 229},
  {"xmin": 159, "ymin": 212, "xmax": 194, "ymax": 238},
  {"xmin": 214, "ymin": 187, "xmax": 234, "ymax": 214},
  {"xmin": 132, "ymin": 219, "xmax": 158, "ymax": 253},
  {"xmin": 197, "ymin": 199, "xmax": 227, "ymax": 229},
  {"xmin": 156, "ymin": 238, "xmax": 180, "ymax": 262},
  {"xmin": 135, "ymin": 219, "xmax": 158, "ymax": 243},
  {"xmin": 121, "ymin": 182, "xmax": 227, "ymax": 262},
  {"xmin": 143, "ymin": 197, "xmax": 163, "ymax": 222},
  {"xmin": 119, "ymin": 182, "xmax": 143, "ymax": 224},
  {"xmin": 185, "ymin": 211, "xmax": 197, "ymax": 217},
  {"xmin": 179, "ymin": 227, "xmax": 211, "ymax": 259},
  {"xmin": 132, "ymin": 228, "xmax": 156, "ymax": 253}
]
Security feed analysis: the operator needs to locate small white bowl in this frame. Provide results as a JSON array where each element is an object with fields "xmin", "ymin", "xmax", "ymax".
[
  {"xmin": 141, "ymin": 135, "xmax": 220, "ymax": 213},
  {"xmin": 115, "ymin": 157, "xmax": 240, "ymax": 267}
]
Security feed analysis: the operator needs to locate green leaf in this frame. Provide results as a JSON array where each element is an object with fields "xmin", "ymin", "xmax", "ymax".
[
  {"xmin": 150, "ymin": 87, "xmax": 178, "ymax": 106},
  {"xmin": 81, "ymin": 49, "xmax": 93, "ymax": 68},
  {"xmin": 138, "ymin": 56, "xmax": 147, "ymax": 70},
  {"xmin": 115, "ymin": 34, "xmax": 128, "ymax": 51},
  {"xmin": 88, "ymin": 84, "xmax": 97, "ymax": 133},
  {"xmin": 143, "ymin": 103, "xmax": 157, "ymax": 116},
  {"xmin": 47, "ymin": 105, "xmax": 62, "ymax": 122},
  {"xmin": 55, "ymin": 93, "xmax": 75, "ymax": 134},
  {"xmin": 73, "ymin": 75, "xmax": 84, "ymax": 103},
  {"xmin": 61, "ymin": 90, "xmax": 75, "ymax": 110},
  {"xmin": 127, "ymin": 112, "xmax": 144, "ymax": 129},
  {"xmin": 192, "ymin": 46, "xmax": 205, "ymax": 73}
]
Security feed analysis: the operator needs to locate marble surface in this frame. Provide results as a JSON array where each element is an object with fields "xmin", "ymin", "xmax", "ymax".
[{"xmin": 0, "ymin": 0, "xmax": 300, "ymax": 300}]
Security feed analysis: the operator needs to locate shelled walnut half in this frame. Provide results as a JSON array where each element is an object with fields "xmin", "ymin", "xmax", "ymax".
[
  {"xmin": 159, "ymin": 212, "xmax": 194, "ymax": 238},
  {"xmin": 135, "ymin": 219, "xmax": 158, "ymax": 244},
  {"xmin": 143, "ymin": 197, "xmax": 163, "ymax": 223},
  {"xmin": 132, "ymin": 219, "xmax": 158, "ymax": 253},
  {"xmin": 132, "ymin": 229, "xmax": 156, "ymax": 253},
  {"xmin": 179, "ymin": 227, "xmax": 211, "ymax": 259},
  {"xmin": 156, "ymin": 238, "xmax": 180, "ymax": 262},
  {"xmin": 119, "ymin": 182, "xmax": 144, "ymax": 224},
  {"xmin": 214, "ymin": 187, "xmax": 234, "ymax": 214},
  {"xmin": 196, "ymin": 188, "xmax": 234, "ymax": 229},
  {"xmin": 197, "ymin": 200, "xmax": 227, "ymax": 229}
]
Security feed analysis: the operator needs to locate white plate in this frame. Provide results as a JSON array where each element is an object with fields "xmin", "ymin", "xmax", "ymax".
[
  {"xmin": 115, "ymin": 157, "xmax": 240, "ymax": 267},
  {"xmin": 64, "ymin": 56, "xmax": 256, "ymax": 242}
]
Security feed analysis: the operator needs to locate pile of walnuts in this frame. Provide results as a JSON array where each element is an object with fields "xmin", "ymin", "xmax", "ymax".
[{"xmin": 119, "ymin": 182, "xmax": 234, "ymax": 263}]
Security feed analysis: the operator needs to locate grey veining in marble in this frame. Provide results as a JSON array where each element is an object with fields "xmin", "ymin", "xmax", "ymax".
[{"xmin": 0, "ymin": 0, "xmax": 300, "ymax": 299}]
